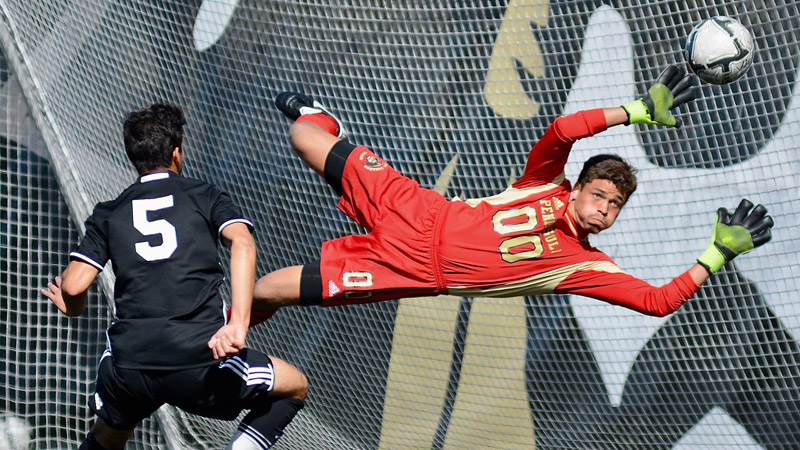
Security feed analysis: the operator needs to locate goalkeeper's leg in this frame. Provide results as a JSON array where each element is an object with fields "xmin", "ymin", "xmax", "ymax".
[
  {"xmin": 287, "ymin": 120, "xmax": 342, "ymax": 179},
  {"xmin": 275, "ymin": 91, "xmax": 346, "ymax": 177},
  {"xmin": 236, "ymin": 265, "xmax": 303, "ymax": 327}
]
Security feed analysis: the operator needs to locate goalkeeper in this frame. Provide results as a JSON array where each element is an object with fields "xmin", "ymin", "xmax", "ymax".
[{"xmin": 249, "ymin": 65, "xmax": 774, "ymax": 322}]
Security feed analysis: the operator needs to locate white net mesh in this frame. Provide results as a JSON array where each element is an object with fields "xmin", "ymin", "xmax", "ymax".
[
  {"xmin": 0, "ymin": 47, "xmax": 166, "ymax": 448},
  {"xmin": 1, "ymin": 1, "xmax": 799, "ymax": 449}
]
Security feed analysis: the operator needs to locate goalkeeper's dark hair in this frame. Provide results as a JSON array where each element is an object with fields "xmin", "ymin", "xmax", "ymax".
[
  {"xmin": 123, "ymin": 103, "xmax": 186, "ymax": 174},
  {"xmin": 577, "ymin": 154, "xmax": 638, "ymax": 202}
]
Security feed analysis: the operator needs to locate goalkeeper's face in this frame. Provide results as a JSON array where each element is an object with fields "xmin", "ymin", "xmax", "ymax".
[{"xmin": 569, "ymin": 179, "xmax": 626, "ymax": 234}]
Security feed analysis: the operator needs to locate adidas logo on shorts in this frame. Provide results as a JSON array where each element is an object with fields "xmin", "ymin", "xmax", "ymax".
[{"xmin": 328, "ymin": 280, "xmax": 340, "ymax": 297}]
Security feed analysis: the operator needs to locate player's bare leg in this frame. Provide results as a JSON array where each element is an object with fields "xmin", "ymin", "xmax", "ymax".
[
  {"xmin": 225, "ymin": 356, "xmax": 307, "ymax": 450},
  {"xmin": 79, "ymin": 418, "xmax": 135, "ymax": 450},
  {"xmin": 226, "ymin": 266, "xmax": 304, "ymax": 327},
  {"xmin": 269, "ymin": 356, "xmax": 308, "ymax": 401},
  {"xmin": 254, "ymin": 265, "xmax": 303, "ymax": 309},
  {"xmin": 288, "ymin": 121, "xmax": 341, "ymax": 176},
  {"xmin": 248, "ymin": 91, "xmax": 348, "ymax": 327},
  {"xmin": 226, "ymin": 264, "xmax": 299, "ymax": 327},
  {"xmin": 275, "ymin": 91, "xmax": 347, "ymax": 176}
]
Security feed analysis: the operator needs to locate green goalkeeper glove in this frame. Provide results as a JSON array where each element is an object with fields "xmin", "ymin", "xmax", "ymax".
[
  {"xmin": 622, "ymin": 65, "xmax": 697, "ymax": 128},
  {"xmin": 697, "ymin": 199, "xmax": 774, "ymax": 274}
]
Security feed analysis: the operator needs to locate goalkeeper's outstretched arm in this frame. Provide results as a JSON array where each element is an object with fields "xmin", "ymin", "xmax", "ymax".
[
  {"xmin": 652, "ymin": 198, "xmax": 773, "ymax": 314},
  {"xmin": 557, "ymin": 199, "xmax": 774, "ymax": 317}
]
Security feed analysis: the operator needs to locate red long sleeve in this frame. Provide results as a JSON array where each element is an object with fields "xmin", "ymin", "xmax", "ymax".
[
  {"xmin": 555, "ymin": 268, "xmax": 701, "ymax": 317},
  {"xmin": 513, "ymin": 109, "xmax": 609, "ymax": 189}
]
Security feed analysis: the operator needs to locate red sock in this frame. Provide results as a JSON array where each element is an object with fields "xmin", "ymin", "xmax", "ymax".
[
  {"xmin": 226, "ymin": 307, "xmax": 276, "ymax": 327},
  {"xmin": 296, "ymin": 113, "xmax": 338, "ymax": 136}
]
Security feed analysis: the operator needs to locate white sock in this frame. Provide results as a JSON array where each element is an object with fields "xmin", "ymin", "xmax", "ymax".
[{"xmin": 225, "ymin": 424, "xmax": 273, "ymax": 450}]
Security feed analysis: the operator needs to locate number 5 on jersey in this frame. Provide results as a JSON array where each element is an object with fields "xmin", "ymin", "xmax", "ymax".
[{"xmin": 132, "ymin": 195, "xmax": 177, "ymax": 261}]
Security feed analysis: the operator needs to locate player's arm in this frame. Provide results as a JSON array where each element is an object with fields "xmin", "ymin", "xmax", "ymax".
[
  {"xmin": 602, "ymin": 107, "xmax": 629, "ymax": 128},
  {"xmin": 516, "ymin": 66, "xmax": 695, "ymax": 188},
  {"xmin": 515, "ymin": 109, "xmax": 610, "ymax": 187},
  {"xmin": 42, "ymin": 260, "xmax": 100, "ymax": 317},
  {"xmin": 556, "ymin": 265, "xmax": 700, "ymax": 317},
  {"xmin": 208, "ymin": 222, "xmax": 256, "ymax": 359},
  {"xmin": 43, "ymin": 208, "xmax": 106, "ymax": 317},
  {"xmin": 557, "ymin": 199, "xmax": 774, "ymax": 316},
  {"xmin": 223, "ymin": 222, "xmax": 256, "ymax": 327},
  {"xmin": 686, "ymin": 262, "xmax": 710, "ymax": 286}
]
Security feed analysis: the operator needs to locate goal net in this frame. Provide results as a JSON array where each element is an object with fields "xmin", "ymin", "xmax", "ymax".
[{"xmin": 1, "ymin": 1, "xmax": 799, "ymax": 449}]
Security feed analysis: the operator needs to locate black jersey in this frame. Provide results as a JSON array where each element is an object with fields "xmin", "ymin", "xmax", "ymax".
[{"xmin": 70, "ymin": 171, "xmax": 253, "ymax": 369}]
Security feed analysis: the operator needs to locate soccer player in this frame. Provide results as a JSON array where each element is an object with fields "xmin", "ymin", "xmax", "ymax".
[
  {"xmin": 42, "ymin": 104, "xmax": 307, "ymax": 450},
  {"xmin": 250, "ymin": 65, "xmax": 774, "ymax": 322}
]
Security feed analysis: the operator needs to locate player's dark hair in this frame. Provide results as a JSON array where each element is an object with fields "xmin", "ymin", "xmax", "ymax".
[
  {"xmin": 577, "ymin": 154, "xmax": 638, "ymax": 202},
  {"xmin": 123, "ymin": 103, "xmax": 186, "ymax": 174}
]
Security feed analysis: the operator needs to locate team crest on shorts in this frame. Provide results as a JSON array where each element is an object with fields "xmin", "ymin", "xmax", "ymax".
[{"xmin": 360, "ymin": 151, "xmax": 387, "ymax": 171}]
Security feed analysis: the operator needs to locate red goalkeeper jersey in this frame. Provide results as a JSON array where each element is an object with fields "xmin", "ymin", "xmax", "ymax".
[{"xmin": 436, "ymin": 108, "xmax": 698, "ymax": 316}]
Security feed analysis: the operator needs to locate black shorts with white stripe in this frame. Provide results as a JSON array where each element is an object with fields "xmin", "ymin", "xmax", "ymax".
[{"xmin": 92, "ymin": 348, "xmax": 276, "ymax": 429}]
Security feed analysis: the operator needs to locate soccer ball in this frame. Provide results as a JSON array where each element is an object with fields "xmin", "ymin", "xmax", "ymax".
[{"xmin": 685, "ymin": 16, "xmax": 755, "ymax": 85}]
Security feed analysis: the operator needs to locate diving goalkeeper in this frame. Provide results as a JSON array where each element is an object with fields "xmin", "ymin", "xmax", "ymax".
[{"xmin": 249, "ymin": 65, "xmax": 774, "ymax": 322}]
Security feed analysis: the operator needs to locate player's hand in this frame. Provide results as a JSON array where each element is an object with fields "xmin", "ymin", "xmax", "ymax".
[
  {"xmin": 621, "ymin": 65, "xmax": 697, "ymax": 128},
  {"xmin": 42, "ymin": 276, "xmax": 68, "ymax": 314},
  {"xmin": 208, "ymin": 322, "xmax": 247, "ymax": 360},
  {"xmin": 697, "ymin": 199, "xmax": 774, "ymax": 274}
]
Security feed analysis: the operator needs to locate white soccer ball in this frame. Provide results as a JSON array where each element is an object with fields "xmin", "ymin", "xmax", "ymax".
[{"xmin": 685, "ymin": 15, "xmax": 755, "ymax": 85}]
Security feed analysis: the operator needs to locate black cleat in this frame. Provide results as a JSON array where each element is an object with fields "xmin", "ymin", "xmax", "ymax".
[
  {"xmin": 275, "ymin": 91, "xmax": 315, "ymax": 120},
  {"xmin": 274, "ymin": 91, "xmax": 347, "ymax": 138}
]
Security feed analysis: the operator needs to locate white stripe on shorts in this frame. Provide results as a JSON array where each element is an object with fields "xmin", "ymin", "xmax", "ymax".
[{"xmin": 220, "ymin": 356, "xmax": 275, "ymax": 390}]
